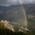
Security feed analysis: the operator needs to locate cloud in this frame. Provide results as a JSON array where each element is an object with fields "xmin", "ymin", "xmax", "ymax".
[
  {"xmin": 0, "ymin": 0, "xmax": 9, "ymax": 6},
  {"xmin": 0, "ymin": 0, "xmax": 35, "ymax": 6},
  {"xmin": 0, "ymin": 0, "xmax": 18, "ymax": 6},
  {"xmin": 8, "ymin": 0, "xmax": 17, "ymax": 5}
]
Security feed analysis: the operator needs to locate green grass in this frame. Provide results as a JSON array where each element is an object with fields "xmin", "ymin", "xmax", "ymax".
[
  {"xmin": 0, "ymin": 29, "xmax": 33, "ymax": 35},
  {"xmin": 0, "ymin": 29, "xmax": 26, "ymax": 35},
  {"xmin": 0, "ymin": 18, "xmax": 34, "ymax": 35}
]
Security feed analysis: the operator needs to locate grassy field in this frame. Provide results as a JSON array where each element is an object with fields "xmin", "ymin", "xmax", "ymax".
[
  {"xmin": 0, "ymin": 29, "xmax": 33, "ymax": 35},
  {"xmin": 0, "ymin": 19, "xmax": 33, "ymax": 35}
]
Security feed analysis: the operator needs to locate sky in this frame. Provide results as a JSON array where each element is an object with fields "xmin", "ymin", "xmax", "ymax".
[{"xmin": 0, "ymin": 0, "xmax": 35, "ymax": 6}]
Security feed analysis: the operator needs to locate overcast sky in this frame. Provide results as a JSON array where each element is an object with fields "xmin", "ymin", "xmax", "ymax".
[{"xmin": 0, "ymin": 0, "xmax": 35, "ymax": 6}]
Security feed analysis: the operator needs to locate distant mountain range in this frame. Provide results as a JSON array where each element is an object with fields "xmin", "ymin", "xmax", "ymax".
[
  {"xmin": 0, "ymin": 5, "xmax": 22, "ymax": 21},
  {"xmin": 23, "ymin": 4, "xmax": 35, "ymax": 16},
  {"xmin": 0, "ymin": 4, "xmax": 35, "ymax": 20}
]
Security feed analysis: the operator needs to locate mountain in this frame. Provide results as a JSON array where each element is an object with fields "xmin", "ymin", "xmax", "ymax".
[
  {"xmin": 23, "ymin": 4, "xmax": 35, "ymax": 16},
  {"xmin": 0, "ymin": 4, "xmax": 35, "ymax": 19},
  {"xmin": 0, "ymin": 5, "xmax": 22, "ymax": 21},
  {"xmin": 0, "ymin": 4, "xmax": 35, "ymax": 20}
]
